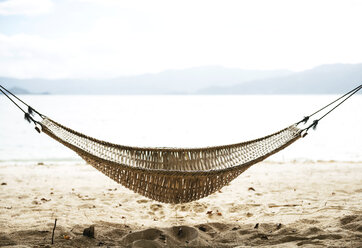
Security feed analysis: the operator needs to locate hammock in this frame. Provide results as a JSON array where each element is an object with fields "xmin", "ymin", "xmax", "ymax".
[{"xmin": 0, "ymin": 85, "xmax": 361, "ymax": 204}]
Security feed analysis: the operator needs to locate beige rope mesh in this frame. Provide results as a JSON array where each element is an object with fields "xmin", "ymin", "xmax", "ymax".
[{"xmin": 40, "ymin": 117, "xmax": 302, "ymax": 204}]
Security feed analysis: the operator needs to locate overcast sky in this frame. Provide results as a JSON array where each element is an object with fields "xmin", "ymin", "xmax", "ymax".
[{"xmin": 1, "ymin": 0, "xmax": 362, "ymax": 79}]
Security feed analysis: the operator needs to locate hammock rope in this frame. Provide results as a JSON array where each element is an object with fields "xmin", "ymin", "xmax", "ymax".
[
  {"xmin": 304, "ymin": 85, "xmax": 362, "ymax": 131},
  {"xmin": 0, "ymin": 84, "xmax": 361, "ymax": 203},
  {"xmin": 296, "ymin": 84, "xmax": 362, "ymax": 132}
]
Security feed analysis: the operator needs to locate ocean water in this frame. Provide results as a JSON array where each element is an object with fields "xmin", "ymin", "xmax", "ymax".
[{"xmin": 0, "ymin": 95, "xmax": 361, "ymax": 163}]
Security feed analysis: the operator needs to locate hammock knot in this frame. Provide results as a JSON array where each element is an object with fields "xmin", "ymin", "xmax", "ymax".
[
  {"xmin": 311, "ymin": 120, "xmax": 319, "ymax": 130},
  {"xmin": 296, "ymin": 116, "xmax": 310, "ymax": 126},
  {"xmin": 302, "ymin": 116, "xmax": 310, "ymax": 124},
  {"xmin": 305, "ymin": 119, "xmax": 319, "ymax": 132},
  {"xmin": 28, "ymin": 106, "xmax": 35, "ymax": 116},
  {"xmin": 24, "ymin": 112, "xmax": 42, "ymax": 133},
  {"xmin": 35, "ymin": 125, "xmax": 41, "ymax": 134},
  {"xmin": 24, "ymin": 112, "xmax": 32, "ymax": 123}
]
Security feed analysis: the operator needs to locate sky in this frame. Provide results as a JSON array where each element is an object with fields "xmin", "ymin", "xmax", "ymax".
[{"xmin": 0, "ymin": 0, "xmax": 362, "ymax": 79}]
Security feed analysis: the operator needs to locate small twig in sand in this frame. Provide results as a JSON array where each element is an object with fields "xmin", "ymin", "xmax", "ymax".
[
  {"xmin": 51, "ymin": 218, "xmax": 57, "ymax": 245},
  {"xmin": 175, "ymin": 208, "xmax": 178, "ymax": 226}
]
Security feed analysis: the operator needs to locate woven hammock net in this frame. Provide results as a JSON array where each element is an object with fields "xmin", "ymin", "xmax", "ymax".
[{"xmin": 40, "ymin": 117, "xmax": 302, "ymax": 204}]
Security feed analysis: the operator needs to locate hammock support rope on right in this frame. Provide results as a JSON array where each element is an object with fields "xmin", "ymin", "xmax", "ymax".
[{"xmin": 0, "ymin": 84, "xmax": 361, "ymax": 204}]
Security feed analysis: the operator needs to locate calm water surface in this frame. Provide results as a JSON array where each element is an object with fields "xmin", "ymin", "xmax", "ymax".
[{"xmin": 0, "ymin": 95, "xmax": 361, "ymax": 163}]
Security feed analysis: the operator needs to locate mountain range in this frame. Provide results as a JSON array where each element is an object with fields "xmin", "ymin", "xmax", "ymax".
[{"xmin": 1, "ymin": 63, "xmax": 361, "ymax": 94}]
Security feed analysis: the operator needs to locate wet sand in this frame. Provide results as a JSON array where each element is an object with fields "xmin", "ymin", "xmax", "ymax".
[{"xmin": 0, "ymin": 161, "xmax": 361, "ymax": 247}]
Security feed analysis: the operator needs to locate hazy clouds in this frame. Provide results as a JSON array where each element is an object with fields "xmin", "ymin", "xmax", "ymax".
[
  {"xmin": 0, "ymin": 0, "xmax": 53, "ymax": 16},
  {"xmin": 1, "ymin": 0, "xmax": 362, "ymax": 79}
]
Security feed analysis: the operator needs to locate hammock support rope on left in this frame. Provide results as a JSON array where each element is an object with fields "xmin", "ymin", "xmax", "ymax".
[{"xmin": 0, "ymin": 84, "xmax": 361, "ymax": 203}]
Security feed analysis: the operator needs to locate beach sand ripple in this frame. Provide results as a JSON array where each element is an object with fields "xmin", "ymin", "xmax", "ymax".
[{"xmin": 0, "ymin": 161, "xmax": 361, "ymax": 247}]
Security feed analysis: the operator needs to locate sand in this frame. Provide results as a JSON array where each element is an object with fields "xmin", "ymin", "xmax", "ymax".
[{"xmin": 0, "ymin": 161, "xmax": 361, "ymax": 247}]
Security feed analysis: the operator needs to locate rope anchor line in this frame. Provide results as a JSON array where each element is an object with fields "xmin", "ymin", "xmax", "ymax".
[
  {"xmin": 296, "ymin": 84, "xmax": 362, "ymax": 135},
  {"xmin": 0, "ymin": 85, "xmax": 44, "ymax": 133}
]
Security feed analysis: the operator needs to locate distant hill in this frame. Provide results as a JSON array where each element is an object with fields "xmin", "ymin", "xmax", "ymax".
[
  {"xmin": 8, "ymin": 87, "xmax": 31, "ymax": 94},
  {"xmin": 0, "ymin": 64, "xmax": 361, "ymax": 94},
  {"xmin": 1, "ymin": 66, "xmax": 291, "ymax": 94},
  {"xmin": 198, "ymin": 64, "xmax": 362, "ymax": 94}
]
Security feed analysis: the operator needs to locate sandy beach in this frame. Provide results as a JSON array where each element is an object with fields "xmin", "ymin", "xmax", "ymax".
[{"xmin": 0, "ymin": 161, "xmax": 361, "ymax": 247}]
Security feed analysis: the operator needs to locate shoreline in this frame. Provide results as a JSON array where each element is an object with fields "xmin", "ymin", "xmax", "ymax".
[
  {"xmin": 1, "ymin": 159, "xmax": 362, "ymax": 166},
  {"xmin": 1, "ymin": 161, "xmax": 361, "ymax": 247}
]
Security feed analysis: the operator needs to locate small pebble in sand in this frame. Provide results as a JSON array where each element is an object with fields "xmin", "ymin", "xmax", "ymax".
[
  {"xmin": 254, "ymin": 223, "xmax": 259, "ymax": 229},
  {"xmin": 206, "ymin": 210, "xmax": 212, "ymax": 215},
  {"xmin": 83, "ymin": 225, "xmax": 95, "ymax": 238},
  {"xmin": 1, "ymin": 182, "xmax": 7, "ymax": 185},
  {"xmin": 199, "ymin": 226, "xmax": 207, "ymax": 232},
  {"xmin": 159, "ymin": 234, "xmax": 166, "ymax": 241},
  {"xmin": 63, "ymin": 235, "xmax": 71, "ymax": 240},
  {"xmin": 277, "ymin": 223, "xmax": 282, "ymax": 230}
]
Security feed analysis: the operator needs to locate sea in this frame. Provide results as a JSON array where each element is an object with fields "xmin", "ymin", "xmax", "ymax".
[{"xmin": 0, "ymin": 95, "xmax": 361, "ymax": 164}]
